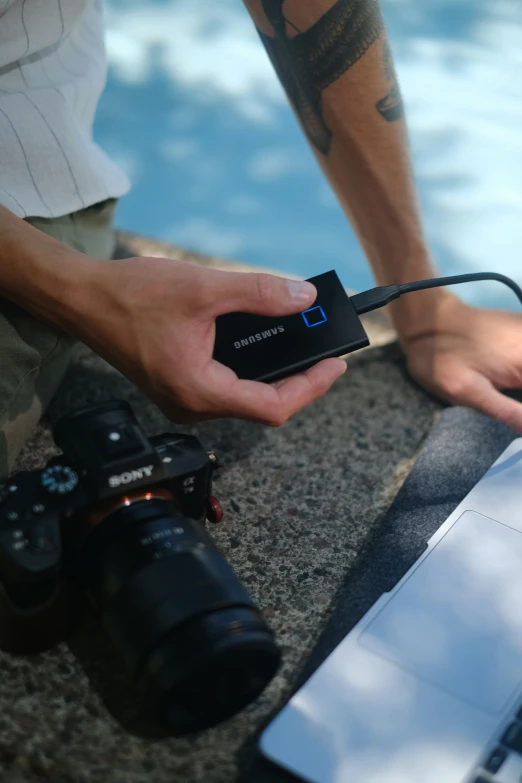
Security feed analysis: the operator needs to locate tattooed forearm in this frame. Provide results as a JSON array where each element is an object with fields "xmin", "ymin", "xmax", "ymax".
[
  {"xmin": 375, "ymin": 40, "xmax": 404, "ymax": 121},
  {"xmin": 258, "ymin": 0, "xmax": 384, "ymax": 155}
]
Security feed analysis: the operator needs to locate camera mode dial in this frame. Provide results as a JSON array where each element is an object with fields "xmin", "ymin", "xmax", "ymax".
[{"xmin": 41, "ymin": 465, "xmax": 78, "ymax": 495}]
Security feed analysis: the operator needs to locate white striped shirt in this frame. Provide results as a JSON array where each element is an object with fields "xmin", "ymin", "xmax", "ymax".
[{"xmin": 0, "ymin": 0, "xmax": 130, "ymax": 219}]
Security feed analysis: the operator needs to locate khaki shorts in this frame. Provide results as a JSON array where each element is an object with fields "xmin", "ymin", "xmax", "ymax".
[{"xmin": 0, "ymin": 199, "xmax": 117, "ymax": 478}]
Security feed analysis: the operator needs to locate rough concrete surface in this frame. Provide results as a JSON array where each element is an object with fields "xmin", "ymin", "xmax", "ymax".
[{"xmin": 0, "ymin": 236, "xmax": 440, "ymax": 783}]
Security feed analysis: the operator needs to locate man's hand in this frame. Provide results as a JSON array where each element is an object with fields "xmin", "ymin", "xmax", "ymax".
[
  {"xmin": 73, "ymin": 257, "xmax": 346, "ymax": 425},
  {"xmin": 401, "ymin": 293, "xmax": 522, "ymax": 432},
  {"xmin": 244, "ymin": 1, "xmax": 522, "ymax": 430}
]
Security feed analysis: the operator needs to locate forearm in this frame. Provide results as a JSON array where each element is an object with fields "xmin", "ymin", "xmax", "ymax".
[
  {"xmin": 0, "ymin": 205, "xmax": 91, "ymax": 331},
  {"xmin": 245, "ymin": 0, "xmax": 453, "ymax": 337}
]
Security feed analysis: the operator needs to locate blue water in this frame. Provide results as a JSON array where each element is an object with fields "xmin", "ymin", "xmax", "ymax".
[{"xmin": 95, "ymin": 0, "xmax": 522, "ymax": 310}]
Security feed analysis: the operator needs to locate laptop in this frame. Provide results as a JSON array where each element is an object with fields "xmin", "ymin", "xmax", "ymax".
[{"xmin": 260, "ymin": 437, "xmax": 522, "ymax": 783}]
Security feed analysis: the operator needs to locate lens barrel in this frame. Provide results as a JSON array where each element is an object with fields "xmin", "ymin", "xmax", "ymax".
[{"xmin": 80, "ymin": 498, "xmax": 280, "ymax": 734}]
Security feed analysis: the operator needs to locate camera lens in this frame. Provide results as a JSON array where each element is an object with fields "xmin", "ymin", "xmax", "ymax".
[
  {"xmin": 79, "ymin": 497, "xmax": 280, "ymax": 734},
  {"xmin": 141, "ymin": 606, "xmax": 280, "ymax": 733}
]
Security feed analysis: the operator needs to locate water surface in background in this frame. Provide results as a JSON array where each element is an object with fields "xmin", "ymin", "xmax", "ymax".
[{"xmin": 95, "ymin": 0, "xmax": 522, "ymax": 310}]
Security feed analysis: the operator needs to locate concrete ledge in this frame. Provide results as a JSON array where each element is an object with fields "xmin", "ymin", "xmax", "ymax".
[{"xmin": 1, "ymin": 236, "xmax": 440, "ymax": 783}]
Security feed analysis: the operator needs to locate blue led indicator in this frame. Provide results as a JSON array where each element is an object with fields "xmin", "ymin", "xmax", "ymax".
[{"xmin": 302, "ymin": 306, "xmax": 327, "ymax": 328}]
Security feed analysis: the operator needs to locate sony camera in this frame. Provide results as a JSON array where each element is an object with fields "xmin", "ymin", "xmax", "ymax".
[{"xmin": 0, "ymin": 400, "xmax": 280, "ymax": 734}]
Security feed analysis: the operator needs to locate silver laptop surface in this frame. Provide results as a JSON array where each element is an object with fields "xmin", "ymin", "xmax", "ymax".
[{"xmin": 261, "ymin": 438, "xmax": 522, "ymax": 783}]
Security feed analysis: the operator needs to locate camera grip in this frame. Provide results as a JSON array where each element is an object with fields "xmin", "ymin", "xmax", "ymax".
[{"xmin": 0, "ymin": 579, "xmax": 73, "ymax": 655}]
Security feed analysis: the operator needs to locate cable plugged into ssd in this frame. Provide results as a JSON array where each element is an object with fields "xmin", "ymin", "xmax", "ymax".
[
  {"xmin": 350, "ymin": 272, "xmax": 522, "ymax": 315},
  {"xmin": 213, "ymin": 270, "xmax": 522, "ymax": 384}
]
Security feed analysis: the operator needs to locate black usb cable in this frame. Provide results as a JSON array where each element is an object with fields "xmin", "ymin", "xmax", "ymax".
[
  {"xmin": 214, "ymin": 270, "xmax": 522, "ymax": 383},
  {"xmin": 350, "ymin": 273, "xmax": 522, "ymax": 315}
]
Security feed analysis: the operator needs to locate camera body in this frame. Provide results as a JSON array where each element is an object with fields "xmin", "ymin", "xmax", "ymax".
[
  {"xmin": 0, "ymin": 401, "xmax": 215, "ymax": 650},
  {"xmin": 0, "ymin": 401, "xmax": 280, "ymax": 734}
]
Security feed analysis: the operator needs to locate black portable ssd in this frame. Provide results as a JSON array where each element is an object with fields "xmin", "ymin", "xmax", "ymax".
[{"xmin": 213, "ymin": 270, "xmax": 369, "ymax": 383}]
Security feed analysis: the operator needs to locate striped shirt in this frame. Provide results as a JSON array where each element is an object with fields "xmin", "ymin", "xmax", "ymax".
[{"xmin": 0, "ymin": 0, "xmax": 130, "ymax": 219}]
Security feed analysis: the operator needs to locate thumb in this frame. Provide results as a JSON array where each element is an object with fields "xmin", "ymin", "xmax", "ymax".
[{"xmin": 202, "ymin": 270, "xmax": 317, "ymax": 318}]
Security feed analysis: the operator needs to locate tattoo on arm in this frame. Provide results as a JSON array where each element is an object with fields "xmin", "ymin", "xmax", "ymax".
[
  {"xmin": 258, "ymin": 0, "xmax": 384, "ymax": 156},
  {"xmin": 375, "ymin": 40, "xmax": 404, "ymax": 121}
]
